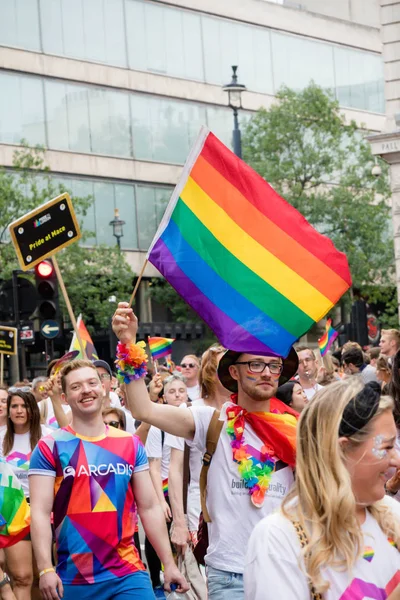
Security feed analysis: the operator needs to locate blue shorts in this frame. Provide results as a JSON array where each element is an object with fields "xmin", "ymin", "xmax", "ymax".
[{"xmin": 62, "ymin": 571, "xmax": 155, "ymax": 600}]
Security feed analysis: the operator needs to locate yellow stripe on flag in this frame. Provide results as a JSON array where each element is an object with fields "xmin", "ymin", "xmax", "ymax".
[{"xmin": 180, "ymin": 177, "xmax": 333, "ymax": 321}]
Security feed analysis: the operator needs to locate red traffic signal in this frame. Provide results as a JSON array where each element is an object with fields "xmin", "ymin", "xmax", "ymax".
[{"xmin": 35, "ymin": 260, "xmax": 54, "ymax": 278}]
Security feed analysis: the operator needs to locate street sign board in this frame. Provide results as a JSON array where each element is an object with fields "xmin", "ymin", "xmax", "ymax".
[
  {"xmin": 8, "ymin": 193, "xmax": 81, "ymax": 272},
  {"xmin": 41, "ymin": 320, "xmax": 60, "ymax": 339},
  {"xmin": 0, "ymin": 326, "xmax": 17, "ymax": 355}
]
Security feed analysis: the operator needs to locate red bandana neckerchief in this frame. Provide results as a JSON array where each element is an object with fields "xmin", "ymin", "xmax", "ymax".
[{"xmin": 226, "ymin": 395, "xmax": 298, "ymax": 507}]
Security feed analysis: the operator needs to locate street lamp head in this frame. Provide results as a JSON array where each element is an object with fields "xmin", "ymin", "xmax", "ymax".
[
  {"xmin": 109, "ymin": 207, "xmax": 126, "ymax": 248},
  {"xmin": 223, "ymin": 65, "xmax": 247, "ymax": 110}
]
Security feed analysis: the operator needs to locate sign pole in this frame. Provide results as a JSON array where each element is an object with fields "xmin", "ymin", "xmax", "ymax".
[
  {"xmin": 0, "ymin": 354, "xmax": 3, "ymax": 385},
  {"xmin": 52, "ymin": 256, "xmax": 87, "ymax": 360},
  {"xmin": 129, "ymin": 259, "xmax": 148, "ymax": 308}
]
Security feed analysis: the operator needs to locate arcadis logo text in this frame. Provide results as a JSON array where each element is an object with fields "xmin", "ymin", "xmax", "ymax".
[{"xmin": 63, "ymin": 463, "xmax": 134, "ymax": 478}]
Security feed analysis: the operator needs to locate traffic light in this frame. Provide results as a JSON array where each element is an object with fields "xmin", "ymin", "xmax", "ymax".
[
  {"xmin": 35, "ymin": 260, "xmax": 60, "ymax": 322},
  {"xmin": 351, "ymin": 300, "xmax": 369, "ymax": 347}
]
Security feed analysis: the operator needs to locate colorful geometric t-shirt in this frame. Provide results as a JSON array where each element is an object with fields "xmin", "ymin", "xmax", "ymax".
[{"xmin": 29, "ymin": 425, "xmax": 148, "ymax": 584}]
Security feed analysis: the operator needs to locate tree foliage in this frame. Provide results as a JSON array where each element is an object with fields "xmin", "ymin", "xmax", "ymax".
[
  {"xmin": 0, "ymin": 145, "xmax": 134, "ymax": 330},
  {"xmin": 243, "ymin": 84, "xmax": 393, "ymax": 295}
]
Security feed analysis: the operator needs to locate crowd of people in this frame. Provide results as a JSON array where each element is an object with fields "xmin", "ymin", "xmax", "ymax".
[{"xmin": 0, "ymin": 320, "xmax": 399, "ymax": 599}]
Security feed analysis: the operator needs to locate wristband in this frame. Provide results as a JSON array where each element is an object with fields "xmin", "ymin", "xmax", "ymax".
[
  {"xmin": 115, "ymin": 341, "xmax": 148, "ymax": 384},
  {"xmin": 39, "ymin": 568, "xmax": 55, "ymax": 578}
]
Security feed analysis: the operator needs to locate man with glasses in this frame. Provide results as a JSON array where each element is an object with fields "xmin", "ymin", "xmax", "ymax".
[
  {"xmin": 295, "ymin": 346, "xmax": 323, "ymax": 401},
  {"xmin": 112, "ymin": 303, "xmax": 299, "ymax": 600},
  {"xmin": 179, "ymin": 355, "xmax": 201, "ymax": 401}
]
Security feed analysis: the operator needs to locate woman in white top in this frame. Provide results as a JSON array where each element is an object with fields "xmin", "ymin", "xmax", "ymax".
[
  {"xmin": 245, "ymin": 379, "xmax": 400, "ymax": 600},
  {"xmin": 2, "ymin": 389, "xmax": 49, "ymax": 600}
]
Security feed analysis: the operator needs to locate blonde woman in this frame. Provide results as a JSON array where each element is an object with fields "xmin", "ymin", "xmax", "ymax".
[{"xmin": 245, "ymin": 380, "xmax": 400, "ymax": 599}]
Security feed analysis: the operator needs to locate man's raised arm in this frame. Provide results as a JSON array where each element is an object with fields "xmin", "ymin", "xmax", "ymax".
[{"xmin": 112, "ymin": 302, "xmax": 196, "ymax": 440}]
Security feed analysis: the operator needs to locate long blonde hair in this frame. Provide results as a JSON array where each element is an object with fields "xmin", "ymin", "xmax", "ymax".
[{"xmin": 282, "ymin": 379, "xmax": 400, "ymax": 594}]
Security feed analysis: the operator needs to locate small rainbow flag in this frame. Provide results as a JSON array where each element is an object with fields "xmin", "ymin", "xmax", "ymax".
[
  {"xmin": 0, "ymin": 460, "xmax": 30, "ymax": 548},
  {"xmin": 69, "ymin": 314, "xmax": 99, "ymax": 360},
  {"xmin": 318, "ymin": 318, "xmax": 338, "ymax": 357},
  {"xmin": 147, "ymin": 129, "xmax": 351, "ymax": 357},
  {"xmin": 148, "ymin": 337, "xmax": 175, "ymax": 361}
]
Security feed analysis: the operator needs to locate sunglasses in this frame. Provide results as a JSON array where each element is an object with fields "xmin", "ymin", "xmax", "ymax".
[
  {"xmin": 8, "ymin": 386, "xmax": 31, "ymax": 393},
  {"xmin": 180, "ymin": 363, "xmax": 197, "ymax": 369},
  {"xmin": 104, "ymin": 421, "xmax": 120, "ymax": 429}
]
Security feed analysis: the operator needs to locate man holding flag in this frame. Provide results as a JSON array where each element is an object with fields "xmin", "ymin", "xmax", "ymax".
[{"xmin": 112, "ymin": 303, "xmax": 299, "ymax": 600}]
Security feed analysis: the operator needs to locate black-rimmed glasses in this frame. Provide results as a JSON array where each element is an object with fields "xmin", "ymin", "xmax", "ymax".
[{"xmin": 234, "ymin": 361, "xmax": 283, "ymax": 375}]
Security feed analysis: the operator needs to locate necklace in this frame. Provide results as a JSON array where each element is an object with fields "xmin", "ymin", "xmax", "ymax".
[{"xmin": 226, "ymin": 407, "xmax": 276, "ymax": 508}]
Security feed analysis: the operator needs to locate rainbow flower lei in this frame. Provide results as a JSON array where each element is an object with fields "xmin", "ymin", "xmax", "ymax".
[
  {"xmin": 115, "ymin": 341, "xmax": 148, "ymax": 383},
  {"xmin": 226, "ymin": 407, "xmax": 276, "ymax": 508}
]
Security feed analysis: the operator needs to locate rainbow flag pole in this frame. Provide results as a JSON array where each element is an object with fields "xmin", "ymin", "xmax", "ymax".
[
  {"xmin": 318, "ymin": 318, "xmax": 338, "ymax": 356},
  {"xmin": 143, "ymin": 127, "xmax": 351, "ymax": 357}
]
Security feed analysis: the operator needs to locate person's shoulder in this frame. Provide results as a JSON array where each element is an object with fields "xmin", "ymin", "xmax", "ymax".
[
  {"xmin": 106, "ymin": 426, "xmax": 134, "ymax": 439},
  {"xmin": 249, "ymin": 511, "xmax": 300, "ymax": 557}
]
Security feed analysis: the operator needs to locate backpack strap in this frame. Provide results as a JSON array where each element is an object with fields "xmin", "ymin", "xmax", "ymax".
[
  {"xmin": 182, "ymin": 442, "xmax": 190, "ymax": 514},
  {"xmin": 199, "ymin": 409, "xmax": 223, "ymax": 523},
  {"xmin": 291, "ymin": 521, "xmax": 322, "ymax": 600}
]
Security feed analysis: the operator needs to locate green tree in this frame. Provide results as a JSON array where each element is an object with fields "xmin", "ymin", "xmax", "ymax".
[
  {"xmin": 243, "ymin": 83, "xmax": 394, "ymax": 316},
  {"xmin": 0, "ymin": 144, "xmax": 134, "ymax": 330}
]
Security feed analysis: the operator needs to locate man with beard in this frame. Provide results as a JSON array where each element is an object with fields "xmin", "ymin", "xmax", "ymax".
[
  {"xmin": 28, "ymin": 359, "xmax": 187, "ymax": 600},
  {"xmin": 295, "ymin": 345, "xmax": 323, "ymax": 401},
  {"xmin": 112, "ymin": 302, "xmax": 299, "ymax": 600}
]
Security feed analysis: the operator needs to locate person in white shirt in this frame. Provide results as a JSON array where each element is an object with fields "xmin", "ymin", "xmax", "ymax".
[
  {"xmin": 245, "ymin": 380, "xmax": 400, "ymax": 600},
  {"xmin": 168, "ymin": 344, "xmax": 230, "ymax": 554},
  {"xmin": 296, "ymin": 345, "xmax": 323, "ymax": 400},
  {"xmin": 1, "ymin": 389, "xmax": 50, "ymax": 600},
  {"xmin": 112, "ymin": 302, "xmax": 299, "ymax": 600},
  {"xmin": 179, "ymin": 355, "xmax": 201, "ymax": 401},
  {"xmin": 145, "ymin": 374, "xmax": 189, "ymax": 592}
]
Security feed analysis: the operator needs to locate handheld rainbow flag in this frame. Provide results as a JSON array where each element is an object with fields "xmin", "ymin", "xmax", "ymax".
[
  {"xmin": 318, "ymin": 318, "xmax": 338, "ymax": 356},
  {"xmin": 69, "ymin": 314, "xmax": 99, "ymax": 360},
  {"xmin": 148, "ymin": 337, "xmax": 175, "ymax": 360},
  {"xmin": 0, "ymin": 460, "xmax": 30, "ymax": 548},
  {"xmin": 147, "ymin": 128, "xmax": 351, "ymax": 357}
]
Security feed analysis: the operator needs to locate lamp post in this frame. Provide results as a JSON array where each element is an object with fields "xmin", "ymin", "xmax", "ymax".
[
  {"xmin": 109, "ymin": 208, "xmax": 125, "ymax": 250},
  {"xmin": 223, "ymin": 65, "xmax": 247, "ymax": 159}
]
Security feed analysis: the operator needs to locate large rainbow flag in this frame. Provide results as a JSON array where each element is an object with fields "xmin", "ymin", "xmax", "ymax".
[
  {"xmin": 318, "ymin": 318, "xmax": 338, "ymax": 356},
  {"xmin": 147, "ymin": 129, "xmax": 351, "ymax": 357},
  {"xmin": 69, "ymin": 314, "xmax": 99, "ymax": 360},
  {"xmin": 148, "ymin": 337, "xmax": 175, "ymax": 360}
]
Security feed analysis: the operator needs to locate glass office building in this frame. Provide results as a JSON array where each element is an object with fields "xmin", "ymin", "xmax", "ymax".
[{"xmin": 0, "ymin": 0, "xmax": 385, "ymax": 255}]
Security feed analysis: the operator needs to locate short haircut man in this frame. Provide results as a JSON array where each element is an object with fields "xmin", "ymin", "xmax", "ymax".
[
  {"xmin": 342, "ymin": 347, "xmax": 378, "ymax": 384},
  {"xmin": 379, "ymin": 329, "xmax": 400, "ymax": 358},
  {"xmin": 29, "ymin": 359, "xmax": 187, "ymax": 599},
  {"xmin": 295, "ymin": 345, "xmax": 322, "ymax": 400}
]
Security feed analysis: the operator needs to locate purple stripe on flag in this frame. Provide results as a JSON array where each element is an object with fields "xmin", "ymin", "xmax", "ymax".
[{"xmin": 149, "ymin": 238, "xmax": 277, "ymax": 355}]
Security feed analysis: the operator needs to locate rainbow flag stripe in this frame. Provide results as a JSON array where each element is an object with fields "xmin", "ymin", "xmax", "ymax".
[
  {"xmin": 148, "ymin": 337, "xmax": 175, "ymax": 360},
  {"xmin": 318, "ymin": 318, "xmax": 338, "ymax": 357},
  {"xmin": 147, "ymin": 129, "xmax": 351, "ymax": 357},
  {"xmin": 162, "ymin": 478, "xmax": 168, "ymax": 498}
]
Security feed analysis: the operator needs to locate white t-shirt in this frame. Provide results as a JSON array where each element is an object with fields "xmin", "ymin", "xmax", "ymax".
[
  {"xmin": 245, "ymin": 496, "xmax": 400, "ymax": 599},
  {"xmin": 165, "ymin": 399, "xmax": 204, "ymax": 531},
  {"xmin": 187, "ymin": 384, "xmax": 201, "ymax": 402},
  {"xmin": 187, "ymin": 402, "xmax": 294, "ymax": 574},
  {"xmin": 303, "ymin": 383, "xmax": 323, "ymax": 401},
  {"xmin": 109, "ymin": 391, "xmax": 122, "ymax": 408},
  {"xmin": 38, "ymin": 397, "xmax": 71, "ymax": 429},
  {"xmin": 0, "ymin": 425, "xmax": 50, "ymax": 497},
  {"xmin": 145, "ymin": 426, "xmax": 171, "ymax": 480},
  {"xmin": 120, "ymin": 405, "xmax": 136, "ymax": 435}
]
